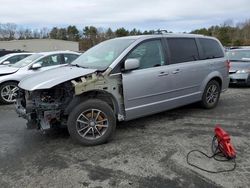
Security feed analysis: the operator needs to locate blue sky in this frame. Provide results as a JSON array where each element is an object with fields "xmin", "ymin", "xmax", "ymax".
[{"xmin": 0, "ymin": 0, "xmax": 249, "ymax": 32}]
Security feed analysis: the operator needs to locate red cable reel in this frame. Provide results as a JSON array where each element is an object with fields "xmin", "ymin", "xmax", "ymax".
[
  {"xmin": 214, "ymin": 125, "xmax": 236, "ymax": 159},
  {"xmin": 187, "ymin": 125, "xmax": 237, "ymax": 173}
]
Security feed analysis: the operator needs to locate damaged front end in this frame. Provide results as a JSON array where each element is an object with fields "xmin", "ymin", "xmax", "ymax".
[
  {"xmin": 16, "ymin": 71, "xmax": 125, "ymax": 131},
  {"xmin": 16, "ymin": 82, "xmax": 74, "ymax": 130}
]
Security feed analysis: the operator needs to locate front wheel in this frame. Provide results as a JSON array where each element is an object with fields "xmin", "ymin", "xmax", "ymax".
[
  {"xmin": 0, "ymin": 82, "xmax": 19, "ymax": 104},
  {"xmin": 201, "ymin": 80, "xmax": 221, "ymax": 109},
  {"xmin": 67, "ymin": 99, "xmax": 116, "ymax": 146}
]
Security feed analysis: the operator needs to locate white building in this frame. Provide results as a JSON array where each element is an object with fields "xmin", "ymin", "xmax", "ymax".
[{"xmin": 0, "ymin": 39, "xmax": 79, "ymax": 52}]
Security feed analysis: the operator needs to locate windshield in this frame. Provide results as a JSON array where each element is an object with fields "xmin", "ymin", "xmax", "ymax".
[
  {"xmin": 226, "ymin": 50, "xmax": 250, "ymax": 62},
  {"xmin": 72, "ymin": 38, "xmax": 135, "ymax": 70},
  {"xmin": 10, "ymin": 54, "xmax": 43, "ymax": 68}
]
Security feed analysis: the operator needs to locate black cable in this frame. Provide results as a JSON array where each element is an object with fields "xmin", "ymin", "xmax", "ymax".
[
  {"xmin": 186, "ymin": 136, "xmax": 237, "ymax": 173},
  {"xmin": 186, "ymin": 150, "xmax": 236, "ymax": 173}
]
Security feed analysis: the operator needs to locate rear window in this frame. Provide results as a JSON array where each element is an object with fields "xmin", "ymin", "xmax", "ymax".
[
  {"xmin": 199, "ymin": 38, "xmax": 224, "ymax": 59},
  {"xmin": 167, "ymin": 38, "xmax": 199, "ymax": 64}
]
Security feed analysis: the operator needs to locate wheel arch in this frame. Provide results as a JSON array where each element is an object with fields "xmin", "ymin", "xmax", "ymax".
[
  {"xmin": 201, "ymin": 72, "xmax": 223, "ymax": 94},
  {"xmin": 211, "ymin": 77, "xmax": 222, "ymax": 89},
  {"xmin": 0, "ymin": 80, "xmax": 19, "ymax": 86},
  {"xmin": 64, "ymin": 89, "xmax": 121, "ymax": 117}
]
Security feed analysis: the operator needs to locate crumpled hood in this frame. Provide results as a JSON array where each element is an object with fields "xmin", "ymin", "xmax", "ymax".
[
  {"xmin": 19, "ymin": 65, "xmax": 97, "ymax": 91},
  {"xmin": 0, "ymin": 65, "xmax": 19, "ymax": 75}
]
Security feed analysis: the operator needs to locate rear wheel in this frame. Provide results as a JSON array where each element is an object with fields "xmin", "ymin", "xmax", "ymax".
[
  {"xmin": 0, "ymin": 82, "xmax": 19, "ymax": 104},
  {"xmin": 201, "ymin": 80, "xmax": 221, "ymax": 109},
  {"xmin": 67, "ymin": 99, "xmax": 116, "ymax": 146}
]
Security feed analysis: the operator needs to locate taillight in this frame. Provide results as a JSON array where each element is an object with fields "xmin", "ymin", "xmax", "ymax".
[{"xmin": 226, "ymin": 60, "xmax": 231, "ymax": 71}]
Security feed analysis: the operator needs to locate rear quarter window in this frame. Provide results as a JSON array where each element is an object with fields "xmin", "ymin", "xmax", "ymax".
[
  {"xmin": 167, "ymin": 38, "xmax": 199, "ymax": 64},
  {"xmin": 199, "ymin": 38, "xmax": 224, "ymax": 59}
]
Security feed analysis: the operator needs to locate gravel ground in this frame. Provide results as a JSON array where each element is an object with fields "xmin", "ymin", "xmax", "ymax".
[{"xmin": 0, "ymin": 87, "xmax": 250, "ymax": 188}]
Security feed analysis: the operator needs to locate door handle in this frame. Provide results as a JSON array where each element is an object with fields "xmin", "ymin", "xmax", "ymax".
[
  {"xmin": 172, "ymin": 69, "xmax": 180, "ymax": 74},
  {"xmin": 158, "ymin": 71, "xmax": 169, "ymax": 77}
]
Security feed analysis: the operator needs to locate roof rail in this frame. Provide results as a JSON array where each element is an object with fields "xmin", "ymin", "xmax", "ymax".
[
  {"xmin": 153, "ymin": 30, "xmax": 169, "ymax": 34},
  {"xmin": 153, "ymin": 31, "xmax": 206, "ymax": 37}
]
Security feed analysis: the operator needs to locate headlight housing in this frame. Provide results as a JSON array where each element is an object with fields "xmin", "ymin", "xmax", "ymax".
[{"xmin": 236, "ymin": 69, "xmax": 250, "ymax": 74}]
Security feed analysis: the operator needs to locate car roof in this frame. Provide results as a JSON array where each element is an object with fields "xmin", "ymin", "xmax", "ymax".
[
  {"xmin": 36, "ymin": 51, "xmax": 81, "ymax": 56},
  {"xmin": 3, "ymin": 52, "xmax": 34, "ymax": 57}
]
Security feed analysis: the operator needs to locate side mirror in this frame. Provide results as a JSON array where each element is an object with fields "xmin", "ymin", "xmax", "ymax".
[
  {"xmin": 124, "ymin": 58, "xmax": 140, "ymax": 71},
  {"xmin": 2, "ymin": 61, "xmax": 10, "ymax": 65},
  {"xmin": 31, "ymin": 63, "xmax": 42, "ymax": 70}
]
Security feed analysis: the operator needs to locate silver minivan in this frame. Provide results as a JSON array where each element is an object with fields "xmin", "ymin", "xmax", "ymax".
[{"xmin": 16, "ymin": 34, "xmax": 229, "ymax": 145}]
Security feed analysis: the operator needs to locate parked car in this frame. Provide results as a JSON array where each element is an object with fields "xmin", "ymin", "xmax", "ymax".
[
  {"xmin": 0, "ymin": 53, "xmax": 33, "ymax": 65},
  {"xmin": 0, "ymin": 50, "xmax": 26, "ymax": 57},
  {"xmin": 0, "ymin": 51, "xmax": 80, "ymax": 104},
  {"xmin": 16, "ymin": 34, "xmax": 229, "ymax": 145},
  {"xmin": 226, "ymin": 48, "xmax": 250, "ymax": 86}
]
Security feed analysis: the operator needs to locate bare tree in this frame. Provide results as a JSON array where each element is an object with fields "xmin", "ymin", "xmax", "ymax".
[
  {"xmin": 40, "ymin": 27, "xmax": 49, "ymax": 39},
  {"xmin": 0, "ymin": 23, "xmax": 17, "ymax": 40},
  {"xmin": 32, "ymin": 29, "xmax": 41, "ymax": 39},
  {"xmin": 4, "ymin": 23, "xmax": 17, "ymax": 40},
  {"xmin": 17, "ymin": 28, "xmax": 26, "ymax": 39},
  {"xmin": 24, "ymin": 29, "xmax": 33, "ymax": 39}
]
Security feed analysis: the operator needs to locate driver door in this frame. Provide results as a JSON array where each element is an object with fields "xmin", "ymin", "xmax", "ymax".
[{"xmin": 122, "ymin": 39, "xmax": 172, "ymax": 120}]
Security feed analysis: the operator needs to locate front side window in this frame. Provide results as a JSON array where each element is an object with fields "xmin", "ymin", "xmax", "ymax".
[
  {"xmin": 127, "ymin": 40, "xmax": 165, "ymax": 69},
  {"xmin": 37, "ymin": 54, "xmax": 62, "ymax": 67},
  {"xmin": 167, "ymin": 38, "xmax": 199, "ymax": 64}
]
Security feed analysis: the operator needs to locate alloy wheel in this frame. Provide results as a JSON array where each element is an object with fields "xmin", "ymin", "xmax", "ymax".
[
  {"xmin": 1, "ymin": 84, "xmax": 19, "ymax": 103},
  {"xmin": 206, "ymin": 84, "xmax": 219, "ymax": 105},
  {"xmin": 76, "ymin": 109, "xmax": 109, "ymax": 140}
]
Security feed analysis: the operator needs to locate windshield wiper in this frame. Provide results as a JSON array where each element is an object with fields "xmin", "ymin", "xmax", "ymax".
[{"xmin": 70, "ymin": 64, "xmax": 88, "ymax": 69}]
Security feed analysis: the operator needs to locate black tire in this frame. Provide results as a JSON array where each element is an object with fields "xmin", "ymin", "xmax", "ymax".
[
  {"xmin": 67, "ymin": 99, "xmax": 116, "ymax": 146},
  {"xmin": 201, "ymin": 80, "xmax": 221, "ymax": 109},
  {"xmin": 0, "ymin": 81, "xmax": 19, "ymax": 104}
]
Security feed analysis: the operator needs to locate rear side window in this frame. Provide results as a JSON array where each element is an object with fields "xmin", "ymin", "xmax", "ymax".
[
  {"xmin": 167, "ymin": 38, "xmax": 199, "ymax": 64},
  {"xmin": 199, "ymin": 38, "xmax": 224, "ymax": 59}
]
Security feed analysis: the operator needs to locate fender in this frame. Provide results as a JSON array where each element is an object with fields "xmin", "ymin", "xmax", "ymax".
[
  {"xmin": 64, "ymin": 89, "xmax": 123, "ymax": 119},
  {"xmin": 0, "ymin": 74, "xmax": 20, "ymax": 85}
]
